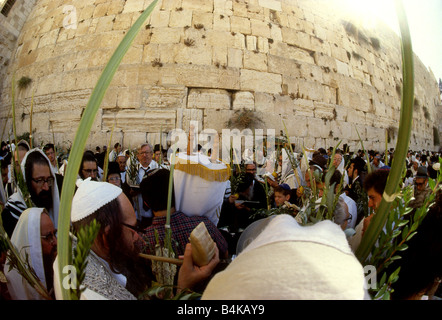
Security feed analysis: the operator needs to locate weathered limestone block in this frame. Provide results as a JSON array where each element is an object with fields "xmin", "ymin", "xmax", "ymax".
[
  {"xmin": 149, "ymin": 9, "xmax": 171, "ymax": 28},
  {"xmin": 122, "ymin": 131, "xmax": 149, "ymax": 148},
  {"xmin": 250, "ymin": 18, "xmax": 271, "ymax": 38},
  {"xmin": 174, "ymin": 43, "xmax": 212, "ymax": 66},
  {"xmin": 282, "ymin": 75, "xmax": 299, "ymax": 96},
  {"xmin": 254, "ymin": 92, "xmax": 275, "ymax": 113},
  {"xmin": 243, "ymin": 50, "xmax": 267, "ymax": 72},
  {"xmin": 182, "ymin": 0, "xmax": 214, "ymax": 12},
  {"xmin": 192, "ymin": 11, "xmax": 214, "ymax": 29},
  {"xmin": 230, "ymin": 15, "xmax": 251, "ymax": 35},
  {"xmin": 150, "ymin": 27, "xmax": 182, "ymax": 44},
  {"xmin": 227, "ymin": 47, "xmax": 243, "ymax": 69},
  {"xmin": 293, "ymin": 98, "xmax": 314, "ymax": 117},
  {"xmin": 160, "ymin": 0, "xmax": 182, "ymax": 11},
  {"xmin": 213, "ymin": 46, "xmax": 228, "ymax": 67},
  {"xmin": 206, "ymin": 30, "xmax": 245, "ymax": 49},
  {"xmin": 169, "ymin": 9, "xmax": 193, "ymax": 28},
  {"xmin": 93, "ymin": 2, "xmax": 110, "ymax": 19},
  {"xmin": 240, "ymin": 69, "xmax": 281, "ymax": 94},
  {"xmin": 273, "ymin": 94, "xmax": 294, "ymax": 115},
  {"xmin": 107, "ymin": 0, "xmax": 125, "ymax": 15},
  {"xmin": 232, "ymin": 91, "xmax": 254, "ymax": 110},
  {"xmin": 284, "ymin": 115, "xmax": 308, "ymax": 138},
  {"xmin": 181, "ymin": 108, "xmax": 204, "ymax": 132},
  {"xmin": 246, "ymin": 35, "xmax": 257, "ymax": 51},
  {"xmin": 187, "ymin": 88, "xmax": 231, "ymax": 110},
  {"xmin": 213, "ymin": 14, "xmax": 231, "ymax": 31},
  {"xmin": 329, "ymin": 120, "xmax": 352, "ymax": 139},
  {"xmin": 142, "ymin": 85, "xmax": 187, "ymax": 109},
  {"xmin": 308, "ymin": 117, "xmax": 331, "ymax": 139},
  {"xmin": 46, "ymin": 89, "xmax": 92, "ymax": 113},
  {"xmin": 203, "ymin": 109, "xmax": 234, "ymax": 132},
  {"xmin": 258, "ymin": 0, "xmax": 282, "ymax": 11},
  {"xmin": 37, "ymin": 29, "xmax": 59, "ymax": 48},
  {"xmin": 121, "ymin": 45, "xmax": 143, "ymax": 65},
  {"xmin": 122, "ymin": 0, "xmax": 145, "ymax": 13},
  {"xmin": 314, "ymin": 102, "xmax": 336, "ymax": 121},
  {"xmin": 103, "ymin": 109, "xmax": 177, "ymax": 132},
  {"xmin": 322, "ymin": 85, "xmax": 337, "ymax": 105},
  {"xmin": 116, "ymin": 86, "xmax": 142, "ymax": 108},
  {"xmin": 161, "ymin": 64, "xmax": 240, "ymax": 90},
  {"xmin": 214, "ymin": 0, "xmax": 233, "ymax": 15},
  {"xmin": 256, "ymin": 37, "xmax": 269, "ymax": 53},
  {"xmin": 232, "ymin": 0, "xmax": 249, "ymax": 18},
  {"xmin": 269, "ymin": 41, "xmax": 315, "ymax": 65},
  {"xmin": 297, "ymin": 79, "xmax": 323, "ymax": 102},
  {"xmin": 268, "ymin": 55, "xmax": 300, "ymax": 78},
  {"xmin": 49, "ymin": 109, "xmax": 83, "ymax": 132},
  {"xmin": 346, "ymin": 108, "xmax": 366, "ymax": 125}
]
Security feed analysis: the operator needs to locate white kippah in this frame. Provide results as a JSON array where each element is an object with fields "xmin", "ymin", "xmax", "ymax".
[{"xmin": 71, "ymin": 178, "xmax": 122, "ymax": 222}]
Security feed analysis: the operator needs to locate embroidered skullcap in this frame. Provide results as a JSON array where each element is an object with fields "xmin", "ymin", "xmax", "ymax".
[{"xmin": 71, "ymin": 177, "xmax": 122, "ymax": 222}]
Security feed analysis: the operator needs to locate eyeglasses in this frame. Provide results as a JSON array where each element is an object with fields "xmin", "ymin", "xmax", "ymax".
[
  {"xmin": 41, "ymin": 229, "xmax": 57, "ymax": 244},
  {"xmin": 122, "ymin": 222, "xmax": 144, "ymax": 233},
  {"xmin": 139, "ymin": 151, "xmax": 153, "ymax": 156},
  {"xmin": 108, "ymin": 176, "xmax": 121, "ymax": 182},
  {"xmin": 32, "ymin": 177, "xmax": 54, "ymax": 187},
  {"xmin": 345, "ymin": 213, "xmax": 353, "ymax": 222},
  {"xmin": 82, "ymin": 169, "xmax": 98, "ymax": 174}
]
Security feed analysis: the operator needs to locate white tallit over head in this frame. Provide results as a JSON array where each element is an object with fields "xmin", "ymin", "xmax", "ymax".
[
  {"xmin": 173, "ymin": 152, "xmax": 230, "ymax": 226},
  {"xmin": 202, "ymin": 214, "xmax": 369, "ymax": 300},
  {"xmin": 20, "ymin": 148, "xmax": 60, "ymax": 228},
  {"xmin": 4, "ymin": 208, "xmax": 48, "ymax": 300}
]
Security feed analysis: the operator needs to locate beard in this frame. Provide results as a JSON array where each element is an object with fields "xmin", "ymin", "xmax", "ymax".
[
  {"xmin": 108, "ymin": 237, "xmax": 151, "ymax": 297},
  {"xmin": 243, "ymin": 186, "xmax": 254, "ymax": 201},
  {"xmin": 42, "ymin": 247, "xmax": 57, "ymax": 296},
  {"xmin": 31, "ymin": 189, "xmax": 53, "ymax": 211}
]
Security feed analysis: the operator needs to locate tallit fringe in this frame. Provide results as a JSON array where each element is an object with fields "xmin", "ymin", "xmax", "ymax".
[{"xmin": 174, "ymin": 159, "xmax": 231, "ymax": 182}]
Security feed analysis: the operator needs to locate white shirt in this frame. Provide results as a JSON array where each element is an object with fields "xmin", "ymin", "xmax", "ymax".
[{"xmin": 135, "ymin": 160, "xmax": 158, "ymax": 219}]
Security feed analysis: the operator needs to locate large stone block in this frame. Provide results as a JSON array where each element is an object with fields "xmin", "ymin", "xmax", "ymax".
[
  {"xmin": 160, "ymin": 64, "xmax": 240, "ymax": 90},
  {"xmin": 230, "ymin": 15, "xmax": 251, "ymax": 35},
  {"xmin": 243, "ymin": 50, "xmax": 267, "ymax": 72},
  {"xmin": 232, "ymin": 91, "xmax": 254, "ymax": 110},
  {"xmin": 103, "ymin": 109, "xmax": 177, "ymax": 132},
  {"xmin": 293, "ymin": 98, "xmax": 314, "ymax": 117},
  {"xmin": 254, "ymin": 92, "xmax": 275, "ymax": 113},
  {"xmin": 169, "ymin": 9, "xmax": 193, "ymax": 28},
  {"xmin": 307, "ymin": 117, "xmax": 331, "ymax": 139},
  {"xmin": 142, "ymin": 85, "xmax": 187, "ymax": 109},
  {"xmin": 187, "ymin": 88, "xmax": 231, "ymax": 110},
  {"xmin": 240, "ymin": 69, "xmax": 281, "ymax": 94}
]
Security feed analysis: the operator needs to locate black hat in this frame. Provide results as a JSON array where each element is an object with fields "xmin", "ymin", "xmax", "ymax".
[
  {"xmin": 107, "ymin": 161, "xmax": 120, "ymax": 176},
  {"xmin": 416, "ymin": 166, "xmax": 428, "ymax": 178},
  {"xmin": 309, "ymin": 154, "xmax": 327, "ymax": 171},
  {"xmin": 154, "ymin": 144, "xmax": 166, "ymax": 152}
]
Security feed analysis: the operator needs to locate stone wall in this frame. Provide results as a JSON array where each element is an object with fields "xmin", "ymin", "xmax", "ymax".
[
  {"xmin": 0, "ymin": 0, "xmax": 36, "ymax": 98},
  {"xmin": 0, "ymin": 0, "xmax": 440, "ymax": 154}
]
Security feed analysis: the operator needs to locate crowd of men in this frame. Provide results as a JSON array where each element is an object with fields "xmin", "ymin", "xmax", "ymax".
[{"xmin": 0, "ymin": 137, "xmax": 441, "ymax": 300}]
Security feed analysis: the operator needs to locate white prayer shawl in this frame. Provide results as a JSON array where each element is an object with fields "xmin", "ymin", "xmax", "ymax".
[
  {"xmin": 202, "ymin": 214, "xmax": 368, "ymax": 300},
  {"xmin": 340, "ymin": 193, "xmax": 357, "ymax": 230},
  {"xmin": 173, "ymin": 152, "xmax": 230, "ymax": 226},
  {"xmin": 280, "ymin": 148, "xmax": 304, "ymax": 189},
  {"xmin": 336, "ymin": 156, "xmax": 349, "ymax": 187},
  {"xmin": 20, "ymin": 148, "xmax": 60, "ymax": 228},
  {"xmin": 4, "ymin": 208, "xmax": 48, "ymax": 300}
]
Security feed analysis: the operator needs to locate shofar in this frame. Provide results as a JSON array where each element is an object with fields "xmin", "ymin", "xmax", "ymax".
[{"xmin": 189, "ymin": 222, "xmax": 216, "ymax": 266}]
